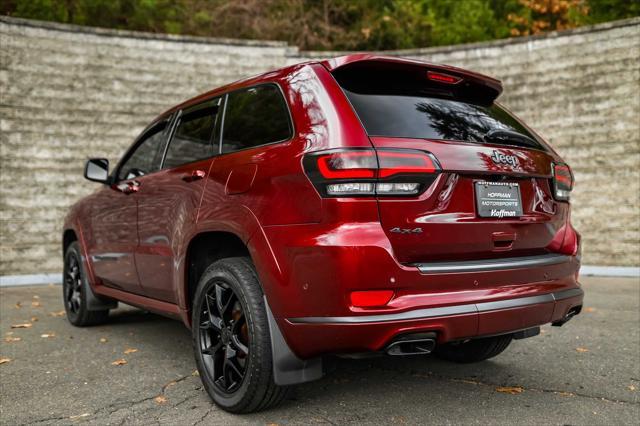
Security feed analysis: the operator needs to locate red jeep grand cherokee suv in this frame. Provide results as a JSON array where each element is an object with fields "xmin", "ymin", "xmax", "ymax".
[{"xmin": 62, "ymin": 55, "xmax": 583, "ymax": 413}]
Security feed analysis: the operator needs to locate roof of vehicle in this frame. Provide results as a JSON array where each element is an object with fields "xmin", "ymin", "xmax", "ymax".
[{"xmin": 156, "ymin": 54, "xmax": 503, "ymax": 122}]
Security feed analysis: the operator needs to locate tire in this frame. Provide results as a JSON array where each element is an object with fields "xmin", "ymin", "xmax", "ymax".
[
  {"xmin": 192, "ymin": 257, "xmax": 289, "ymax": 413},
  {"xmin": 63, "ymin": 242, "xmax": 110, "ymax": 326},
  {"xmin": 435, "ymin": 335, "xmax": 513, "ymax": 363}
]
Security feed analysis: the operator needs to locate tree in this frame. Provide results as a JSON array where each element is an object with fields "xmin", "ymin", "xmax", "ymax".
[{"xmin": 1, "ymin": 0, "xmax": 638, "ymax": 50}]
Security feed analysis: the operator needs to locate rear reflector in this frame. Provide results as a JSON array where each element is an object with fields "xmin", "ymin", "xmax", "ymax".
[
  {"xmin": 552, "ymin": 163, "xmax": 573, "ymax": 201},
  {"xmin": 427, "ymin": 71, "xmax": 462, "ymax": 84},
  {"xmin": 350, "ymin": 290, "xmax": 394, "ymax": 307}
]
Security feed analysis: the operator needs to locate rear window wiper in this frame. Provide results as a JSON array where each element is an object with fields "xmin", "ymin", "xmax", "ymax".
[{"xmin": 483, "ymin": 129, "xmax": 539, "ymax": 149}]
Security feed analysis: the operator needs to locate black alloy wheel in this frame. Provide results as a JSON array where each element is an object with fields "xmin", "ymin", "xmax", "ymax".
[
  {"xmin": 192, "ymin": 257, "xmax": 288, "ymax": 413},
  {"xmin": 198, "ymin": 281, "xmax": 250, "ymax": 394},
  {"xmin": 62, "ymin": 242, "xmax": 110, "ymax": 326},
  {"xmin": 64, "ymin": 252, "xmax": 83, "ymax": 315}
]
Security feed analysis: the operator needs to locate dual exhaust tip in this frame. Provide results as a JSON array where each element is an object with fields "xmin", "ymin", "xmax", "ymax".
[{"xmin": 385, "ymin": 332, "xmax": 437, "ymax": 356}]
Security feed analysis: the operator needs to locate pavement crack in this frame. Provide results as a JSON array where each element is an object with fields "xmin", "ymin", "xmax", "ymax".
[
  {"xmin": 30, "ymin": 373, "xmax": 195, "ymax": 424},
  {"xmin": 194, "ymin": 408, "xmax": 212, "ymax": 425}
]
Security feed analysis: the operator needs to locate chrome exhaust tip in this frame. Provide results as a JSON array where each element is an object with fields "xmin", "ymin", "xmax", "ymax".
[
  {"xmin": 385, "ymin": 332, "xmax": 436, "ymax": 356},
  {"xmin": 552, "ymin": 305, "xmax": 582, "ymax": 327}
]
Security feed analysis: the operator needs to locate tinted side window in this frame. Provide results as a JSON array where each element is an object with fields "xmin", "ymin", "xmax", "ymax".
[
  {"xmin": 163, "ymin": 101, "xmax": 219, "ymax": 169},
  {"xmin": 118, "ymin": 122, "xmax": 167, "ymax": 181},
  {"xmin": 221, "ymin": 85, "xmax": 292, "ymax": 153}
]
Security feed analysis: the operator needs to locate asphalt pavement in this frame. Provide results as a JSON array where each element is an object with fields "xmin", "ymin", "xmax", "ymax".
[{"xmin": 1, "ymin": 276, "xmax": 638, "ymax": 425}]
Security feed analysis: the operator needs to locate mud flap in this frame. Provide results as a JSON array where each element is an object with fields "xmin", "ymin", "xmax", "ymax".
[{"xmin": 264, "ymin": 297, "xmax": 323, "ymax": 386}]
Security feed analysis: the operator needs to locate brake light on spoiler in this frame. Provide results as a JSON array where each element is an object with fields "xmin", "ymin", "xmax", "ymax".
[
  {"xmin": 303, "ymin": 149, "xmax": 440, "ymax": 197},
  {"xmin": 426, "ymin": 71, "xmax": 462, "ymax": 85}
]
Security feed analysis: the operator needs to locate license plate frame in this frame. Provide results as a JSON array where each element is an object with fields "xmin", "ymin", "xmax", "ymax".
[{"xmin": 475, "ymin": 181, "xmax": 523, "ymax": 218}]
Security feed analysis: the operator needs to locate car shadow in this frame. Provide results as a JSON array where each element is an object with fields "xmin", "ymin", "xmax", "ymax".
[{"xmin": 97, "ymin": 305, "xmax": 536, "ymax": 413}]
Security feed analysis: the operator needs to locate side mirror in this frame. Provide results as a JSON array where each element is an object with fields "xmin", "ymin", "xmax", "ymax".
[{"xmin": 84, "ymin": 158, "xmax": 110, "ymax": 184}]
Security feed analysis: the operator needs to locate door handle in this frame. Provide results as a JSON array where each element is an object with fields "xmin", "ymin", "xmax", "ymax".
[
  {"xmin": 182, "ymin": 169, "xmax": 206, "ymax": 182},
  {"xmin": 116, "ymin": 180, "xmax": 140, "ymax": 194}
]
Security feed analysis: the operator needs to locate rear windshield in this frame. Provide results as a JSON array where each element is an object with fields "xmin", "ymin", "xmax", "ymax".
[
  {"xmin": 343, "ymin": 91, "xmax": 544, "ymax": 150},
  {"xmin": 333, "ymin": 62, "xmax": 545, "ymax": 151}
]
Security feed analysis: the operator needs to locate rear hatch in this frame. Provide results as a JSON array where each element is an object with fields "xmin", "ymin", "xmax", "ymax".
[{"xmin": 330, "ymin": 58, "xmax": 571, "ymax": 264}]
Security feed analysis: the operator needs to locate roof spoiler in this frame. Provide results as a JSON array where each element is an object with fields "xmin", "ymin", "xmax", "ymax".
[{"xmin": 322, "ymin": 54, "xmax": 503, "ymax": 104}]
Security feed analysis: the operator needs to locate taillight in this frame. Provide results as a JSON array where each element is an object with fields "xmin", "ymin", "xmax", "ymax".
[
  {"xmin": 552, "ymin": 163, "xmax": 573, "ymax": 201},
  {"xmin": 303, "ymin": 149, "xmax": 440, "ymax": 197}
]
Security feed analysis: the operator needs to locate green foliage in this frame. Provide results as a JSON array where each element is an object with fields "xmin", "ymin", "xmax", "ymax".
[
  {"xmin": 579, "ymin": 0, "xmax": 640, "ymax": 24},
  {"xmin": 2, "ymin": 0, "xmax": 638, "ymax": 50}
]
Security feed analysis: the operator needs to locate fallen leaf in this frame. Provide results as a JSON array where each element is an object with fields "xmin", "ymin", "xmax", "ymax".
[
  {"xmin": 496, "ymin": 386, "xmax": 524, "ymax": 394},
  {"xmin": 576, "ymin": 347, "xmax": 589, "ymax": 353},
  {"xmin": 14, "ymin": 302, "xmax": 22, "ymax": 309},
  {"xmin": 4, "ymin": 337, "xmax": 21, "ymax": 343},
  {"xmin": 457, "ymin": 379, "xmax": 481, "ymax": 385},
  {"xmin": 628, "ymin": 385, "xmax": 637, "ymax": 391},
  {"xmin": 111, "ymin": 359, "xmax": 127, "ymax": 366},
  {"xmin": 0, "ymin": 357, "xmax": 11, "ymax": 364},
  {"xmin": 50, "ymin": 310, "xmax": 66, "ymax": 317},
  {"xmin": 154, "ymin": 395, "xmax": 167, "ymax": 405},
  {"xmin": 123, "ymin": 348, "xmax": 138, "ymax": 354},
  {"xmin": 31, "ymin": 301, "xmax": 42, "ymax": 308},
  {"xmin": 41, "ymin": 333, "xmax": 56, "ymax": 338},
  {"xmin": 69, "ymin": 413, "xmax": 90, "ymax": 419},
  {"xmin": 585, "ymin": 307, "xmax": 596, "ymax": 313},
  {"xmin": 11, "ymin": 323, "xmax": 32, "ymax": 329},
  {"xmin": 555, "ymin": 391, "xmax": 574, "ymax": 397},
  {"xmin": 31, "ymin": 316, "xmax": 39, "ymax": 322},
  {"xmin": 99, "ymin": 337, "xmax": 108, "ymax": 343}
]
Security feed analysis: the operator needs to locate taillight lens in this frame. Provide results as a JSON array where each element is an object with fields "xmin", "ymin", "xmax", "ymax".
[
  {"xmin": 552, "ymin": 163, "xmax": 573, "ymax": 201},
  {"xmin": 317, "ymin": 151, "xmax": 376, "ymax": 179},
  {"xmin": 303, "ymin": 149, "xmax": 440, "ymax": 197}
]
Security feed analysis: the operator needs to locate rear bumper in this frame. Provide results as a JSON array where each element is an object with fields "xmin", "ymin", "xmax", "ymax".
[
  {"xmin": 289, "ymin": 287, "xmax": 582, "ymax": 324},
  {"xmin": 281, "ymin": 287, "xmax": 583, "ymax": 358},
  {"xmin": 250, "ymin": 222, "xmax": 583, "ymax": 359}
]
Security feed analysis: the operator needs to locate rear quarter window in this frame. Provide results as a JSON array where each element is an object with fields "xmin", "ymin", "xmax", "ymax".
[{"xmin": 221, "ymin": 84, "xmax": 292, "ymax": 153}]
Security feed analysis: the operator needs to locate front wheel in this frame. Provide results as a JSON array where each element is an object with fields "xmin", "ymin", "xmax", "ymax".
[
  {"xmin": 435, "ymin": 335, "xmax": 513, "ymax": 363},
  {"xmin": 63, "ymin": 242, "xmax": 110, "ymax": 326},
  {"xmin": 192, "ymin": 257, "xmax": 288, "ymax": 413}
]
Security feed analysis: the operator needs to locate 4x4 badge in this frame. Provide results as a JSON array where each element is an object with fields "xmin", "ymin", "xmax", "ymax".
[
  {"xmin": 390, "ymin": 227, "xmax": 423, "ymax": 234},
  {"xmin": 490, "ymin": 151, "xmax": 519, "ymax": 168}
]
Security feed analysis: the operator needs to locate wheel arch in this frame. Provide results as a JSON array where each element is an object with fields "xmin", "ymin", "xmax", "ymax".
[
  {"xmin": 182, "ymin": 230, "xmax": 251, "ymax": 322},
  {"xmin": 62, "ymin": 228, "xmax": 78, "ymax": 256}
]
